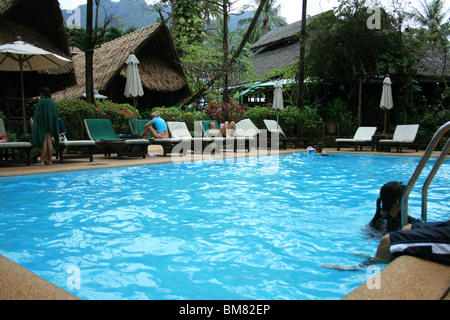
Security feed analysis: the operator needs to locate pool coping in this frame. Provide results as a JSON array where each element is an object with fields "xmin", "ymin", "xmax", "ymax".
[{"xmin": 0, "ymin": 146, "xmax": 449, "ymax": 300}]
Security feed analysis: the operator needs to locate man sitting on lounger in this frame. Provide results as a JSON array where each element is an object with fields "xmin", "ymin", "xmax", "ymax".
[
  {"xmin": 141, "ymin": 111, "xmax": 169, "ymax": 139},
  {"xmin": 207, "ymin": 121, "xmax": 236, "ymax": 137}
]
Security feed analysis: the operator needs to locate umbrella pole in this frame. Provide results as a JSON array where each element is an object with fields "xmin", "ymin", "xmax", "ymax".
[
  {"xmin": 20, "ymin": 60, "xmax": 27, "ymax": 134},
  {"xmin": 383, "ymin": 109, "xmax": 387, "ymax": 134},
  {"xmin": 134, "ymin": 97, "xmax": 137, "ymax": 134}
]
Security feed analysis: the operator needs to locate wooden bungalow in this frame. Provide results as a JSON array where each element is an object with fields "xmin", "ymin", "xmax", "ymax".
[
  {"xmin": 53, "ymin": 23, "xmax": 190, "ymax": 109},
  {"xmin": 0, "ymin": 0, "xmax": 75, "ymax": 121}
]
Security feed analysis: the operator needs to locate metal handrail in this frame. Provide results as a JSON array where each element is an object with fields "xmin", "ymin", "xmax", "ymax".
[{"xmin": 401, "ymin": 121, "xmax": 450, "ymax": 226}]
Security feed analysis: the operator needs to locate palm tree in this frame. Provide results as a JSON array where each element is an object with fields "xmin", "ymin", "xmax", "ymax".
[
  {"xmin": 238, "ymin": 0, "xmax": 287, "ymax": 44},
  {"xmin": 408, "ymin": 0, "xmax": 450, "ymax": 45}
]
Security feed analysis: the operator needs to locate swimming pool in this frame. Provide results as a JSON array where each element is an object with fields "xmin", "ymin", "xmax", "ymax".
[{"xmin": 0, "ymin": 153, "xmax": 448, "ymax": 300}]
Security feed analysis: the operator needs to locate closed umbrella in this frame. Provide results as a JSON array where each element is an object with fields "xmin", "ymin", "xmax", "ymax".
[
  {"xmin": 124, "ymin": 54, "xmax": 144, "ymax": 134},
  {"xmin": 0, "ymin": 38, "xmax": 71, "ymax": 133},
  {"xmin": 272, "ymin": 79, "xmax": 284, "ymax": 126},
  {"xmin": 380, "ymin": 75, "xmax": 393, "ymax": 133}
]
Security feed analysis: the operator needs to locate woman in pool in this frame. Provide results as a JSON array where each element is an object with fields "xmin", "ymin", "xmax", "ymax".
[
  {"xmin": 368, "ymin": 181, "xmax": 421, "ymax": 235},
  {"xmin": 32, "ymin": 87, "xmax": 59, "ymax": 165},
  {"xmin": 207, "ymin": 121, "xmax": 236, "ymax": 137},
  {"xmin": 141, "ymin": 111, "xmax": 169, "ymax": 139}
]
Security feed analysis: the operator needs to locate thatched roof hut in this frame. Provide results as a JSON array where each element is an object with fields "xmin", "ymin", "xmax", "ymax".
[
  {"xmin": 248, "ymin": 15, "xmax": 322, "ymax": 82},
  {"xmin": 0, "ymin": 0, "xmax": 75, "ymax": 119},
  {"xmin": 414, "ymin": 48, "xmax": 450, "ymax": 82},
  {"xmin": 0, "ymin": 0, "xmax": 74, "ymax": 85},
  {"xmin": 53, "ymin": 23, "xmax": 190, "ymax": 109}
]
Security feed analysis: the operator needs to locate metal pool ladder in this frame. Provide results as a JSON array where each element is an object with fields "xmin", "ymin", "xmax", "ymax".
[{"xmin": 401, "ymin": 121, "xmax": 450, "ymax": 227}]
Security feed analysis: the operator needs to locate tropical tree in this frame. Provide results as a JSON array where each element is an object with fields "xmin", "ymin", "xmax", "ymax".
[
  {"xmin": 306, "ymin": 0, "xmax": 401, "ymax": 122},
  {"xmin": 408, "ymin": 0, "xmax": 450, "ymax": 101},
  {"xmin": 407, "ymin": 0, "xmax": 450, "ymax": 46},
  {"xmin": 85, "ymin": 0, "xmax": 116, "ymax": 104},
  {"xmin": 237, "ymin": 0, "xmax": 287, "ymax": 44}
]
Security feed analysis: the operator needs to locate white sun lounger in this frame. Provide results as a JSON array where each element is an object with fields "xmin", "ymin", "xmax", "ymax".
[
  {"xmin": 0, "ymin": 118, "xmax": 32, "ymax": 166},
  {"xmin": 379, "ymin": 124, "xmax": 419, "ymax": 152},
  {"xmin": 234, "ymin": 119, "xmax": 258, "ymax": 151},
  {"xmin": 263, "ymin": 119, "xmax": 309, "ymax": 149},
  {"xmin": 336, "ymin": 127, "xmax": 377, "ymax": 151},
  {"xmin": 167, "ymin": 121, "xmax": 222, "ymax": 154},
  {"xmin": 194, "ymin": 119, "xmax": 257, "ymax": 152}
]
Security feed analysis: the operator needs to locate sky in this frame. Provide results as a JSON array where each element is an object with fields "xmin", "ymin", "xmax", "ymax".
[
  {"xmin": 58, "ymin": 0, "xmax": 343, "ymax": 24},
  {"xmin": 58, "ymin": 0, "xmax": 428, "ymax": 24}
]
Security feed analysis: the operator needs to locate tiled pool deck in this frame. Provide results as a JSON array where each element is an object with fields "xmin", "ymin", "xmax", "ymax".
[{"xmin": 0, "ymin": 145, "xmax": 449, "ymax": 300}]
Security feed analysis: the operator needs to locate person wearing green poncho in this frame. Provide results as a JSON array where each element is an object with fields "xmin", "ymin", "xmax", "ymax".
[{"xmin": 32, "ymin": 87, "xmax": 59, "ymax": 165}]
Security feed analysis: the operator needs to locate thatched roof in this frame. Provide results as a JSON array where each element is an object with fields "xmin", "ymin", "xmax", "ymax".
[
  {"xmin": 250, "ymin": 13, "xmax": 323, "ymax": 53},
  {"xmin": 0, "ymin": 0, "xmax": 73, "ymax": 76},
  {"xmin": 251, "ymin": 20, "xmax": 301, "ymax": 53},
  {"xmin": 414, "ymin": 48, "xmax": 450, "ymax": 80},
  {"xmin": 53, "ymin": 23, "xmax": 189, "ymax": 101},
  {"xmin": 249, "ymin": 42, "xmax": 299, "ymax": 80},
  {"xmin": 247, "ymin": 14, "xmax": 325, "ymax": 82}
]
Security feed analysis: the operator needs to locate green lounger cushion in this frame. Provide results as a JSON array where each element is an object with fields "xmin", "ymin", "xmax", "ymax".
[
  {"xmin": 129, "ymin": 119, "xmax": 154, "ymax": 137},
  {"xmin": 85, "ymin": 119, "xmax": 120, "ymax": 141}
]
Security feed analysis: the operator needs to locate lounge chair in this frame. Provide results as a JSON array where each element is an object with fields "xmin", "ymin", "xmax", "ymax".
[
  {"xmin": 234, "ymin": 119, "xmax": 259, "ymax": 151},
  {"xmin": 58, "ymin": 138, "xmax": 96, "ymax": 163},
  {"xmin": 379, "ymin": 124, "xmax": 419, "ymax": 152},
  {"xmin": 0, "ymin": 118, "xmax": 33, "ymax": 166},
  {"xmin": 194, "ymin": 120, "xmax": 255, "ymax": 152},
  {"xmin": 263, "ymin": 119, "xmax": 309, "ymax": 149},
  {"xmin": 335, "ymin": 127, "xmax": 377, "ymax": 151},
  {"xmin": 167, "ymin": 121, "xmax": 223, "ymax": 154},
  {"xmin": 84, "ymin": 119, "xmax": 149, "ymax": 158},
  {"xmin": 129, "ymin": 119, "xmax": 189, "ymax": 156},
  {"xmin": 29, "ymin": 117, "xmax": 97, "ymax": 163}
]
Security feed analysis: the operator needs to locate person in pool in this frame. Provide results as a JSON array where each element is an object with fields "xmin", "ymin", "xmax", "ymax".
[
  {"xmin": 368, "ymin": 181, "xmax": 421, "ymax": 235},
  {"xmin": 207, "ymin": 121, "xmax": 236, "ymax": 137},
  {"xmin": 307, "ymin": 146, "xmax": 329, "ymax": 156},
  {"xmin": 141, "ymin": 111, "xmax": 169, "ymax": 139}
]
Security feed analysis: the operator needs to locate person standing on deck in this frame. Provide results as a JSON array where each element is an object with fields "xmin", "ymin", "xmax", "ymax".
[{"xmin": 31, "ymin": 87, "xmax": 59, "ymax": 165}]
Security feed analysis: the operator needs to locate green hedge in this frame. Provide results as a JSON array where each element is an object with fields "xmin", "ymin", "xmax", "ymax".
[
  {"xmin": 56, "ymin": 99, "xmax": 323, "ymax": 140},
  {"xmin": 242, "ymin": 105, "xmax": 323, "ymax": 138},
  {"xmin": 56, "ymin": 99, "xmax": 138, "ymax": 140}
]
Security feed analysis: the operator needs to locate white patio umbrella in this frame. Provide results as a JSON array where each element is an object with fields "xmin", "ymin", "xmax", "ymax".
[
  {"xmin": 0, "ymin": 38, "xmax": 71, "ymax": 133},
  {"xmin": 272, "ymin": 79, "xmax": 284, "ymax": 126},
  {"xmin": 380, "ymin": 75, "xmax": 393, "ymax": 133},
  {"xmin": 124, "ymin": 54, "xmax": 144, "ymax": 134}
]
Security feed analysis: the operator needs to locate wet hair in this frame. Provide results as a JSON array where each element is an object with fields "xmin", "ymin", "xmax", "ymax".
[
  {"xmin": 39, "ymin": 87, "xmax": 51, "ymax": 98},
  {"xmin": 370, "ymin": 181, "xmax": 405, "ymax": 226}
]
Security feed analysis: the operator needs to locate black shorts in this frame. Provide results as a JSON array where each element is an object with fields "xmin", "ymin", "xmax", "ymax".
[{"xmin": 389, "ymin": 220, "xmax": 450, "ymax": 265}]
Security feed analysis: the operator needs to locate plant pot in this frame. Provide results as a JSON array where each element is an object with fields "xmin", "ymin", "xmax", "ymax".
[{"xmin": 326, "ymin": 123, "xmax": 337, "ymax": 134}]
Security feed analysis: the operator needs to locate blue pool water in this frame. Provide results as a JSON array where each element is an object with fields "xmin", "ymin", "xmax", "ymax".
[{"xmin": 0, "ymin": 153, "xmax": 448, "ymax": 300}]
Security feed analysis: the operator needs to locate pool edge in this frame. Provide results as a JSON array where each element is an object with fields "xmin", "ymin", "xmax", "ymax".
[
  {"xmin": 0, "ymin": 254, "xmax": 79, "ymax": 300},
  {"xmin": 343, "ymin": 255, "xmax": 450, "ymax": 300}
]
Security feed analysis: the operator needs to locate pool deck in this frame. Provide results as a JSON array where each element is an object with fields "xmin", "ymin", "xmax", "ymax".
[{"xmin": 0, "ymin": 145, "xmax": 449, "ymax": 300}]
